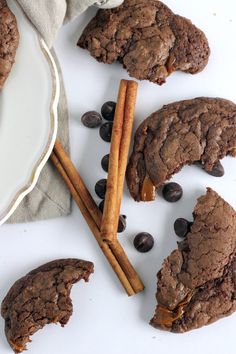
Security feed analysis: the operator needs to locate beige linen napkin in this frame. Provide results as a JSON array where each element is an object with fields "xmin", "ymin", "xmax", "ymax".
[
  {"xmin": 9, "ymin": 0, "xmax": 123, "ymax": 223},
  {"xmin": 17, "ymin": 0, "xmax": 124, "ymax": 48}
]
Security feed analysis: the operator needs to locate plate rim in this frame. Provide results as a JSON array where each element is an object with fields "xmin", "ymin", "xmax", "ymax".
[{"xmin": 0, "ymin": 38, "xmax": 60, "ymax": 225}]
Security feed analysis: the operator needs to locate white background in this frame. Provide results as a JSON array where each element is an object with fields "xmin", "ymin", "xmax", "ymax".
[{"xmin": 1, "ymin": 1, "xmax": 236, "ymax": 353}]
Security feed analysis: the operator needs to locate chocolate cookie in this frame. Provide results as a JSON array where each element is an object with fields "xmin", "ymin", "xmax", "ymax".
[
  {"xmin": 0, "ymin": 0, "xmax": 19, "ymax": 89},
  {"xmin": 1, "ymin": 259, "xmax": 94, "ymax": 353},
  {"xmin": 126, "ymin": 98, "xmax": 236, "ymax": 201},
  {"xmin": 150, "ymin": 188, "xmax": 236, "ymax": 332},
  {"xmin": 78, "ymin": 0, "xmax": 210, "ymax": 85}
]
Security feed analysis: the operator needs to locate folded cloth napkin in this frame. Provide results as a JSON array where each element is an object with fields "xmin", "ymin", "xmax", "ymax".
[
  {"xmin": 9, "ymin": 0, "xmax": 123, "ymax": 223},
  {"xmin": 17, "ymin": 0, "xmax": 124, "ymax": 48}
]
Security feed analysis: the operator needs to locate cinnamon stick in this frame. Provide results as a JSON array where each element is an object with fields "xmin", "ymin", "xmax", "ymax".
[
  {"xmin": 54, "ymin": 140, "xmax": 101, "ymax": 228},
  {"xmin": 50, "ymin": 151, "xmax": 135, "ymax": 296},
  {"xmin": 110, "ymin": 240, "xmax": 144, "ymax": 293},
  {"xmin": 115, "ymin": 80, "xmax": 138, "ymax": 232},
  {"xmin": 51, "ymin": 139, "xmax": 144, "ymax": 295},
  {"xmin": 101, "ymin": 80, "xmax": 138, "ymax": 244},
  {"xmin": 100, "ymin": 80, "xmax": 127, "ymax": 243}
]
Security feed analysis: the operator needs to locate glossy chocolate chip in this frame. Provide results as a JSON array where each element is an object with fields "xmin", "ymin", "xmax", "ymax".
[
  {"xmin": 162, "ymin": 182, "xmax": 183, "ymax": 202},
  {"xmin": 99, "ymin": 122, "xmax": 113, "ymax": 142},
  {"xmin": 133, "ymin": 232, "xmax": 154, "ymax": 253},
  {"xmin": 206, "ymin": 161, "xmax": 225, "ymax": 177},
  {"xmin": 174, "ymin": 218, "xmax": 192, "ymax": 238},
  {"xmin": 118, "ymin": 215, "xmax": 127, "ymax": 233},
  {"xmin": 101, "ymin": 101, "xmax": 116, "ymax": 121},
  {"xmin": 98, "ymin": 200, "xmax": 104, "ymax": 212},
  {"xmin": 101, "ymin": 154, "xmax": 109, "ymax": 172},
  {"xmin": 81, "ymin": 111, "xmax": 102, "ymax": 128},
  {"xmin": 95, "ymin": 179, "xmax": 107, "ymax": 199}
]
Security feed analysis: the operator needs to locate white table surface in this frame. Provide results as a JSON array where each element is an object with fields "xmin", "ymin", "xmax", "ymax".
[{"xmin": 1, "ymin": 1, "xmax": 236, "ymax": 353}]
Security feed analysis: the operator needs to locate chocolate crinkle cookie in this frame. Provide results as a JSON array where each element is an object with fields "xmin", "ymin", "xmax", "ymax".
[
  {"xmin": 78, "ymin": 0, "xmax": 210, "ymax": 85},
  {"xmin": 150, "ymin": 188, "xmax": 236, "ymax": 332},
  {"xmin": 0, "ymin": 0, "xmax": 19, "ymax": 89},
  {"xmin": 126, "ymin": 97, "xmax": 236, "ymax": 201},
  {"xmin": 1, "ymin": 259, "xmax": 94, "ymax": 353}
]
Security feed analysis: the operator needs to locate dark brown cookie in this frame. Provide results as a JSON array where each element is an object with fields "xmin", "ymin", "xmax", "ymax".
[
  {"xmin": 1, "ymin": 259, "xmax": 94, "ymax": 353},
  {"xmin": 0, "ymin": 0, "xmax": 19, "ymax": 89},
  {"xmin": 78, "ymin": 0, "xmax": 210, "ymax": 85},
  {"xmin": 126, "ymin": 97, "xmax": 236, "ymax": 201},
  {"xmin": 150, "ymin": 188, "xmax": 236, "ymax": 332}
]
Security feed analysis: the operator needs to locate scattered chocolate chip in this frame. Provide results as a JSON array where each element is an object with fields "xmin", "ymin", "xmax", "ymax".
[
  {"xmin": 81, "ymin": 111, "xmax": 102, "ymax": 128},
  {"xmin": 118, "ymin": 215, "xmax": 127, "ymax": 233},
  {"xmin": 95, "ymin": 179, "xmax": 107, "ymax": 199},
  {"xmin": 101, "ymin": 154, "xmax": 110, "ymax": 172},
  {"xmin": 174, "ymin": 218, "xmax": 192, "ymax": 238},
  {"xmin": 206, "ymin": 161, "xmax": 225, "ymax": 177},
  {"xmin": 162, "ymin": 182, "xmax": 183, "ymax": 202},
  {"xmin": 98, "ymin": 200, "xmax": 104, "ymax": 212},
  {"xmin": 133, "ymin": 232, "xmax": 154, "ymax": 253},
  {"xmin": 99, "ymin": 122, "xmax": 113, "ymax": 142},
  {"xmin": 101, "ymin": 101, "xmax": 116, "ymax": 121}
]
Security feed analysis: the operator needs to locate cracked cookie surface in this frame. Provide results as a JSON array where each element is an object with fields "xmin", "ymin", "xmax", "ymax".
[
  {"xmin": 150, "ymin": 188, "xmax": 236, "ymax": 332},
  {"xmin": 78, "ymin": 0, "xmax": 210, "ymax": 84},
  {"xmin": 1, "ymin": 259, "xmax": 94, "ymax": 353},
  {"xmin": 0, "ymin": 0, "xmax": 19, "ymax": 89},
  {"xmin": 126, "ymin": 97, "xmax": 236, "ymax": 201}
]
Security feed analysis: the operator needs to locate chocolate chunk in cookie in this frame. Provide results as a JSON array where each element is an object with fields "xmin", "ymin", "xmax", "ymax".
[
  {"xmin": 0, "ymin": 0, "xmax": 19, "ymax": 89},
  {"xmin": 126, "ymin": 97, "xmax": 236, "ymax": 202},
  {"xmin": 150, "ymin": 188, "xmax": 236, "ymax": 332},
  {"xmin": 1, "ymin": 259, "xmax": 94, "ymax": 353},
  {"xmin": 78, "ymin": 0, "xmax": 210, "ymax": 85}
]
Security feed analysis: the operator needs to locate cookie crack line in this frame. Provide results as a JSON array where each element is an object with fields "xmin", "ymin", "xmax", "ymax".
[
  {"xmin": 126, "ymin": 97, "xmax": 236, "ymax": 202},
  {"xmin": 150, "ymin": 188, "xmax": 236, "ymax": 332},
  {"xmin": 1, "ymin": 259, "xmax": 94, "ymax": 353},
  {"xmin": 78, "ymin": 0, "xmax": 210, "ymax": 84},
  {"xmin": 175, "ymin": 257, "xmax": 236, "ymax": 332}
]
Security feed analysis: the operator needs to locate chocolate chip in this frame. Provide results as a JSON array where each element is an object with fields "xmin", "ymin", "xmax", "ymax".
[
  {"xmin": 133, "ymin": 232, "xmax": 154, "ymax": 253},
  {"xmin": 101, "ymin": 154, "xmax": 109, "ymax": 172},
  {"xmin": 162, "ymin": 182, "xmax": 183, "ymax": 202},
  {"xmin": 98, "ymin": 200, "xmax": 104, "ymax": 212},
  {"xmin": 118, "ymin": 215, "xmax": 127, "ymax": 233},
  {"xmin": 81, "ymin": 111, "xmax": 102, "ymax": 128},
  {"xmin": 101, "ymin": 101, "xmax": 116, "ymax": 121},
  {"xmin": 206, "ymin": 161, "xmax": 225, "ymax": 177},
  {"xmin": 95, "ymin": 179, "xmax": 107, "ymax": 199},
  {"xmin": 174, "ymin": 218, "xmax": 192, "ymax": 238},
  {"xmin": 99, "ymin": 122, "xmax": 113, "ymax": 142}
]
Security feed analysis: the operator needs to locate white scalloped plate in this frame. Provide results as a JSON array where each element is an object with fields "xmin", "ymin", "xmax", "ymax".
[{"xmin": 0, "ymin": 0, "xmax": 59, "ymax": 224}]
